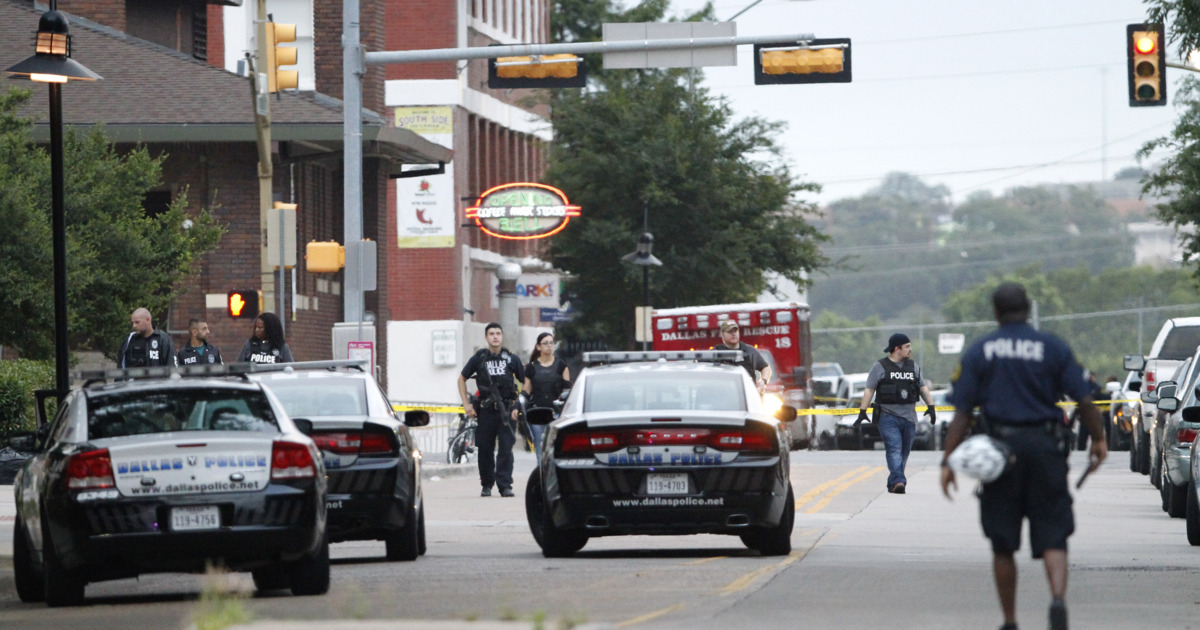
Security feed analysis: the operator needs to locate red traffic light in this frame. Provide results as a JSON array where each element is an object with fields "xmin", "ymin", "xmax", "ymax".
[{"xmin": 1134, "ymin": 35, "xmax": 1156, "ymax": 55}]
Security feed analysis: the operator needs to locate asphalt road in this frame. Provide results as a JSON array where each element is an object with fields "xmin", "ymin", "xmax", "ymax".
[{"xmin": 2, "ymin": 448, "xmax": 1199, "ymax": 629}]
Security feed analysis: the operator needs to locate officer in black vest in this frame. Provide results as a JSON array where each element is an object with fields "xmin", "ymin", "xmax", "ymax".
[
  {"xmin": 118, "ymin": 307, "xmax": 176, "ymax": 368},
  {"xmin": 856, "ymin": 333, "xmax": 934, "ymax": 494},
  {"xmin": 177, "ymin": 318, "xmax": 224, "ymax": 366},
  {"xmin": 457, "ymin": 323, "xmax": 525, "ymax": 497}
]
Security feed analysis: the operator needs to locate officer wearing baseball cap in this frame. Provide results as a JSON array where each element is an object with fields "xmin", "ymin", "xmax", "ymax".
[
  {"xmin": 856, "ymin": 332, "xmax": 935, "ymax": 494},
  {"xmin": 712, "ymin": 320, "xmax": 771, "ymax": 391}
]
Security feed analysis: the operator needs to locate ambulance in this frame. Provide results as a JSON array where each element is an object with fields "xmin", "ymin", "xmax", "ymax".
[{"xmin": 651, "ymin": 302, "xmax": 814, "ymax": 449}]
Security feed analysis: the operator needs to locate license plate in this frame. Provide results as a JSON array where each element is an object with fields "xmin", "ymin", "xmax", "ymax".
[
  {"xmin": 170, "ymin": 505, "xmax": 220, "ymax": 531},
  {"xmin": 646, "ymin": 473, "xmax": 689, "ymax": 495}
]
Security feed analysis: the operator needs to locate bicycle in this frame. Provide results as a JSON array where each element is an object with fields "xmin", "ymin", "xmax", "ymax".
[{"xmin": 447, "ymin": 412, "xmax": 477, "ymax": 464}]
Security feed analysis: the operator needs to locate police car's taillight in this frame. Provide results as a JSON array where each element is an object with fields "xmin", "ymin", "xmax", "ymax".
[
  {"xmin": 558, "ymin": 432, "xmax": 596, "ymax": 455},
  {"xmin": 715, "ymin": 427, "xmax": 775, "ymax": 454},
  {"xmin": 358, "ymin": 431, "xmax": 396, "ymax": 456},
  {"xmin": 65, "ymin": 448, "xmax": 114, "ymax": 490},
  {"xmin": 311, "ymin": 432, "xmax": 361, "ymax": 454},
  {"xmin": 271, "ymin": 441, "xmax": 316, "ymax": 479},
  {"xmin": 1179, "ymin": 428, "xmax": 1198, "ymax": 445}
]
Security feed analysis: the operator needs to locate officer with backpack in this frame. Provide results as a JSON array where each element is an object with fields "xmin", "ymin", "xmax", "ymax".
[
  {"xmin": 457, "ymin": 323, "xmax": 525, "ymax": 497},
  {"xmin": 855, "ymin": 332, "xmax": 935, "ymax": 494}
]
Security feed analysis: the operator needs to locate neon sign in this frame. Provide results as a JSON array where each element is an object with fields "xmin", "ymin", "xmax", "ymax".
[{"xmin": 465, "ymin": 182, "xmax": 581, "ymax": 240}]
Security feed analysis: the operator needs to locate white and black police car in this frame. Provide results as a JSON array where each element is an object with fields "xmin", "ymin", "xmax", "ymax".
[
  {"xmin": 524, "ymin": 351, "xmax": 798, "ymax": 557},
  {"xmin": 12, "ymin": 364, "xmax": 328, "ymax": 606},
  {"xmin": 247, "ymin": 360, "xmax": 430, "ymax": 560}
]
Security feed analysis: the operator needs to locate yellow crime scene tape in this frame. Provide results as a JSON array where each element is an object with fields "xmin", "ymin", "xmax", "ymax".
[{"xmin": 797, "ymin": 398, "xmax": 1139, "ymax": 416}]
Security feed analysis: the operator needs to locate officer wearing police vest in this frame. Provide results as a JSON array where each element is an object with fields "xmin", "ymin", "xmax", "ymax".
[
  {"xmin": 118, "ymin": 307, "xmax": 176, "ymax": 368},
  {"xmin": 856, "ymin": 332, "xmax": 934, "ymax": 494},
  {"xmin": 941, "ymin": 282, "xmax": 1105, "ymax": 630},
  {"xmin": 457, "ymin": 323, "xmax": 525, "ymax": 497}
]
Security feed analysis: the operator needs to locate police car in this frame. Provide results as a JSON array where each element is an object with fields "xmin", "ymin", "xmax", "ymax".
[
  {"xmin": 524, "ymin": 351, "xmax": 798, "ymax": 557},
  {"xmin": 246, "ymin": 361, "xmax": 430, "ymax": 560},
  {"xmin": 12, "ymin": 365, "xmax": 328, "ymax": 607}
]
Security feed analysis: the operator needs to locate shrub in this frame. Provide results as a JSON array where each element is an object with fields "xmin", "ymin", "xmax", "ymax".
[{"xmin": 0, "ymin": 359, "xmax": 55, "ymax": 438}]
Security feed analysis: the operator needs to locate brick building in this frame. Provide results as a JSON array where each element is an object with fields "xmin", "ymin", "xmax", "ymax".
[{"xmin": 0, "ymin": 0, "xmax": 450, "ymax": 383}]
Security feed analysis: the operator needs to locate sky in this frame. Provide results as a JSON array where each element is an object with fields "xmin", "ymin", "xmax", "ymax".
[{"xmin": 665, "ymin": 0, "xmax": 1186, "ymax": 206}]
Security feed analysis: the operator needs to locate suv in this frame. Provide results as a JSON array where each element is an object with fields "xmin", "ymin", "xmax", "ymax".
[
  {"xmin": 811, "ymin": 362, "xmax": 844, "ymax": 404},
  {"xmin": 1126, "ymin": 317, "xmax": 1200, "ymax": 476},
  {"xmin": 247, "ymin": 360, "xmax": 431, "ymax": 561}
]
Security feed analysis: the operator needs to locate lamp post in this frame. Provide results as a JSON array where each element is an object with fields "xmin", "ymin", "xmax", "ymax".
[
  {"xmin": 5, "ymin": 5, "xmax": 101, "ymax": 394},
  {"xmin": 621, "ymin": 232, "xmax": 663, "ymax": 351}
]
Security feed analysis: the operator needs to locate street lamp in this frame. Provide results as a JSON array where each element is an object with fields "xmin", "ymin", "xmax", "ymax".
[
  {"xmin": 621, "ymin": 232, "xmax": 662, "ymax": 351},
  {"xmin": 5, "ymin": 6, "xmax": 101, "ymax": 394}
]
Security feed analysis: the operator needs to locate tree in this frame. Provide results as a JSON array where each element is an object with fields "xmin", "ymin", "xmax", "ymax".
[
  {"xmin": 545, "ymin": 1, "xmax": 827, "ymax": 346},
  {"xmin": 0, "ymin": 88, "xmax": 223, "ymax": 360}
]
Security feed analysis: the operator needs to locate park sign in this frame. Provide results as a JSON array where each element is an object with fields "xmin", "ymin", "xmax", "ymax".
[{"xmin": 465, "ymin": 182, "xmax": 581, "ymax": 240}]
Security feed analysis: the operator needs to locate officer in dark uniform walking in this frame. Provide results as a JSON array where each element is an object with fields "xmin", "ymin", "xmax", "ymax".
[
  {"xmin": 177, "ymin": 318, "xmax": 223, "ymax": 366},
  {"xmin": 118, "ymin": 308, "xmax": 176, "ymax": 368},
  {"xmin": 941, "ymin": 282, "xmax": 1106, "ymax": 630},
  {"xmin": 712, "ymin": 320, "xmax": 771, "ymax": 392},
  {"xmin": 457, "ymin": 323, "xmax": 525, "ymax": 497}
]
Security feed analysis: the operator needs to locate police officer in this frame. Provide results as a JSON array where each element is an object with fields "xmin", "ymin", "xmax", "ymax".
[
  {"xmin": 941, "ymin": 282, "xmax": 1106, "ymax": 630},
  {"xmin": 177, "ymin": 318, "xmax": 223, "ymax": 366},
  {"xmin": 236, "ymin": 312, "xmax": 293, "ymax": 364},
  {"xmin": 457, "ymin": 323, "xmax": 524, "ymax": 497},
  {"xmin": 118, "ymin": 308, "xmax": 176, "ymax": 368},
  {"xmin": 856, "ymin": 332, "xmax": 935, "ymax": 494},
  {"xmin": 712, "ymin": 320, "xmax": 771, "ymax": 391}
]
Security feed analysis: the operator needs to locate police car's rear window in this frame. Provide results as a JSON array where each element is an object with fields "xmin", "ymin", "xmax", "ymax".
[
  {"xmin": 585, "ymin": 372, "xmax": 746, "ymax": 413},
  {"xmin": 1160, "ymin": 326, "xmax": 1200, "ymax": 360},
  {"xmin": 88, "ymin": 389, "xmax": 279, "ymax": 439},
  {"xmin": 259, "ymin": 378, "xmax": 368, "ymax": 417}
]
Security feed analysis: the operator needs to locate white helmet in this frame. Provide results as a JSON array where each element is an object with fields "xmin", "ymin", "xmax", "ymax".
[{"xmin": 947, "ymin": 435, "xmax": 1012, "ymax": 483}]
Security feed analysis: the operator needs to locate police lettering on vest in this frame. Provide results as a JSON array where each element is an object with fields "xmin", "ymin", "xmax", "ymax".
[
  {"xmin": 875, "ymin": 357, "xmax": 921, "ymax": 405},
  {"xmin": 983, "ymin": 338, "xmax": 1045, "ymax": 362}
]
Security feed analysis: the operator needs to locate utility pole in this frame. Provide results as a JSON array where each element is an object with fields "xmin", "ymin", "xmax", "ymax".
[{"xmin": 253, "ymin": 0, "xmax": 275, "ymax": 322}]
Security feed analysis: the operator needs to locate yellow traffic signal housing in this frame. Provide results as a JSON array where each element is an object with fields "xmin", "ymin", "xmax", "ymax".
[
  {"xmin": 265, "ymin": 22, "xmax": 299, "ymax": 92},
  {"xmin": 306, "ymin": 241, "xmax": 345, "ymax": 273},
  {"xmin": 227, "ymin": 289, "xmax": 262, "ymax": 319},
  {"xmin": 1127, "ymin": 23, "xmax": 1166, "ymax": 107},
  {"xmin": 754, "ymin": 38, "xmax": 851, "ymax": 85},
  {"xmin": 488, "ymin": 54, "xmax": 586, "ymax": 89}
]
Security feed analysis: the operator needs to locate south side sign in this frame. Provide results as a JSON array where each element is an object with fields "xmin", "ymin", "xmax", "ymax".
[{"xmin": 465, "ymin": 182, "xmax": 581, "ymax": 240}]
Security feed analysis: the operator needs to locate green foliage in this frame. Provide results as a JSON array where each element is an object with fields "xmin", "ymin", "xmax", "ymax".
[
  {"xmin": 1145, "ymin": 1, "xmax": 1200, "ymax": 59},
  {"xmin": 0, "ymin": 359, "xmax": 54, "ymax": 438},
  {"xmin": 0, "ymin": 88, "xmax": 224, "ymax": 360},
  {"xmin": 813, "ymin": 177, "xmax": 1134, "ymax": 320},
  {"xmin": 1139, "ymin": 76, "xmax": 1200, "ymax": 275}
]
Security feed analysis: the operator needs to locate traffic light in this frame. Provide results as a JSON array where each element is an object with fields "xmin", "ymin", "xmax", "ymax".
[
  {"xmin": 306, "ymin": 241, "xmax": 345, "ymax": 273},
  {"xmin": 754, "ymin": 39, "xmax": 851, "ymax": 85},
  {"xmin": 265, "ymin": 22, "xmax": 298, "ymax": 92},
  {"xmin": 227, "ymin": 289, "xmax": 261, "ymax": 319},
  {"xmin": 487, "ymin": 54, "xmax": 586, "ymax": 89},
  {"xmin": 1128, "ymin": 23, "xmax": 1166, "ymax": 107}
]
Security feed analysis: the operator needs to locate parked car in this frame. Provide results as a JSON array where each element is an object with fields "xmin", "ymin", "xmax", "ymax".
[
  {"xmin": 12, "ymin": 365, "xmax": 328, "ymax": 607},
  {"xmin": 1109, "ymin": 371, "xmax": 1140, "ymax": 453},
  {"xmin": 1183, "ymin": 405, "xmax": 1200, "ymax": 544},
  {"xmin": 1149, "ymin": 363, "xmax": 1190, "ymax": 492},
  {"xmin": 523, "ymin": 350, "xmax": 798, "ymax": 557},
  {"xmin": 247, "ymin": 360, "xmax": 430, "ymax": 561},
  {"xmin": 1126, "ymin": 317, "xmax": 1200, "ymax": 475},
  {"xmin": 811, "ymin": 361, "xmax": 845, "ymax": 404},
  {"xmin": 1152, "ymin": 348, "xmax": 1200, "ymax": 518}
]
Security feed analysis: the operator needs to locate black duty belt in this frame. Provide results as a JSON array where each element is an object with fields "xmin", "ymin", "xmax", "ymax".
[{"xmin": 988, "ymin": 420, "xmax": 1061, "ymax": 438}]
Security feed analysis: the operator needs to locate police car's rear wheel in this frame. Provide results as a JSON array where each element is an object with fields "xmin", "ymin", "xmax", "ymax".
[
  {"xmin": 42, "ymin": 522, "xmax": 84, "ymax": 607},
  {"xmin": 525, "ymin": 468, "xmax": 587, "ymax": 558},
  {"xmin": 386, "ymin": 497, "xmax": 421, "ymax": 561},
  {"xmin": 288, "ymin": 538, "xmax": 330, "ymax": 596},
  {"xmin": 754, "ymin": 485, "xmax": 795, "ymax": 557},
  {"xmin": 13, "ymin": 516, "xmax": 44, "ymax": 603},
  {"xmin": 251, "ymin": 567, "xmax": 290, "ymax": 592}
]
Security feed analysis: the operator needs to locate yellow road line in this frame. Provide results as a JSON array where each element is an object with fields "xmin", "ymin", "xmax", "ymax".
[
  {"xmin": 804, "ymin": 466, "xmax": 885, "ymax": 514},
  {"xmin": 616, "ymin": 603, "xmax": 686, "ymax": 628},
  {"xmin": 794, "ymin": 466, "xmax": 870, "ymax": 510},
  {"xmin": 718, "ymin": 549, "xmax": 808, "ymax": 595}
]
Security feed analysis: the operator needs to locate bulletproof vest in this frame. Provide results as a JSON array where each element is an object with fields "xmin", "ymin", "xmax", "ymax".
[
  {"xmin": 474, "ymin": 348, "xmax": 517, "ymax": 400},
  {"xmin": 875, "ymin": 357, "xmax": 920, "ymax": 405}
]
